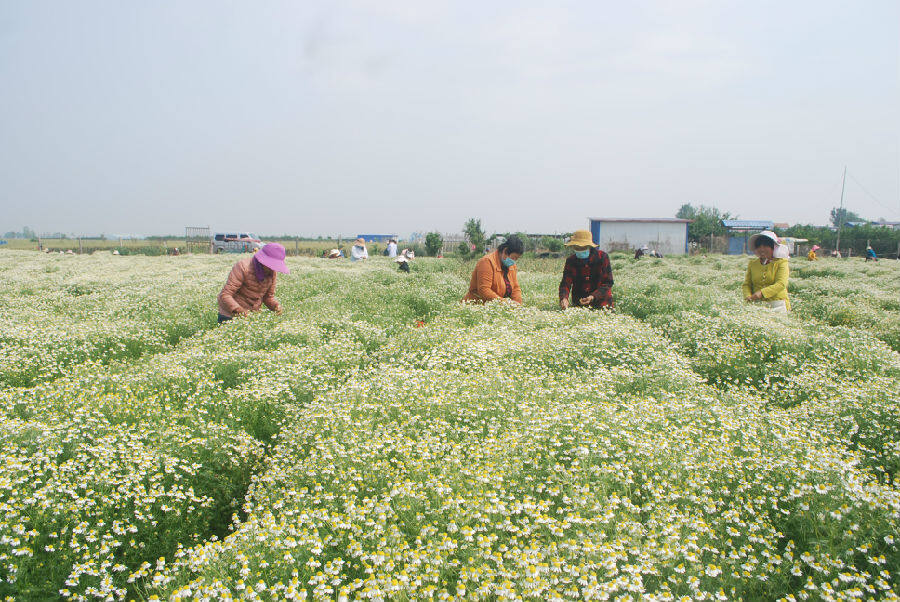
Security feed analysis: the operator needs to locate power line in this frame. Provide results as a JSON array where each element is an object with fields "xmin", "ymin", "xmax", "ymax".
[{"xmin": 846, "ymin": 171, "xmax": 900, "ymax": 217}]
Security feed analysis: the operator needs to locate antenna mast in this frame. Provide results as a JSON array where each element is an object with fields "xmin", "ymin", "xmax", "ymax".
[{"xmin": 835, "ymin": 166, "xmax": 847, "ymax": 253}]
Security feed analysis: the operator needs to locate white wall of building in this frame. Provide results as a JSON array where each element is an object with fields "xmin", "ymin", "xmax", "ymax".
[{"xmin": 590, "ymin": 220, "xmax": 688, "ymax": 255}]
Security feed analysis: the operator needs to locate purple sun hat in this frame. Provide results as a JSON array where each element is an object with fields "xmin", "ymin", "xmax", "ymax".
[{"xmin": 254, "ymin": 243, "xmax": 290, "ymax": 274}]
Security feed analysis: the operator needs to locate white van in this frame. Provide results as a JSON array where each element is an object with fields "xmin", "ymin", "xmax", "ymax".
[{"xmin": 211, "ymin": 232, "xmax": 263, "ymax": 253}]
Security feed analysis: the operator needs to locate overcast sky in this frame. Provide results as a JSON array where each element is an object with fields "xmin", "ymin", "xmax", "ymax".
[{"xmin": 1, "ymin": 1, "xmax": 898, "ymax": 237}]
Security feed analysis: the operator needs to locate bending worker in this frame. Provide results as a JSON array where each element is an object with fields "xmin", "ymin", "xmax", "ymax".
[
  {"xmin": 742, "ymin": 230, "xmax": 790, "ymax": 312},
  {"xmin": 462, "ymin": 235, "xmax": 524, "ymax": 304},
  {"xmin": 559, "ymin": 230, "xmax": 614, "ymax": 309},
  {"xmin": 217, "ymin": 243, "xmax": 289, "ymax": 323}
]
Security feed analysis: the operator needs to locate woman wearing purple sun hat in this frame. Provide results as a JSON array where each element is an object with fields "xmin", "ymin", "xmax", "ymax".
[{"xmin": 217, "ymin": 243, "xmax": 290, "ymax": 323}]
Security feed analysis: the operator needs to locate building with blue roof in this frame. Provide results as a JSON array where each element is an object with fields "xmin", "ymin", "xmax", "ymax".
[
  {"xmin": 356, "ymin": 234, "xmax": 398, "ymax": 243},
  {"xmin": 721, "ymin": 219, "xmax": 774, "ymax": 255}
]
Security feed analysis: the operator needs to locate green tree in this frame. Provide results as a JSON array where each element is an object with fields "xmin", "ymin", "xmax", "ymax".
[
  {"xmin": 424, "ymin": 232, "xmax": 443, "ymax": 256},
  {"xmin": 830, "ymin": 207, "xmax": 863, "ymax": 228},
  {"xmin": 676, "ymin": 204, "xmax": 734, "ymax": 242},
  {"xmin": 514, "ymin": 232, "xmax": 537, "ymax": 252},
  {"xmin": 676, "ymin": 204, "xmax": 696, "ymax": 220},
  {"xmin": 457, "ymin": 241, "xmax": 471, "ymax": 258},
  {"xmin": 463, "ymin": 218, "xmax": 486, "ymax": 252},
  {"xmin": 540, "ymin": 236, "xmax": 563, "ymax": 252}
]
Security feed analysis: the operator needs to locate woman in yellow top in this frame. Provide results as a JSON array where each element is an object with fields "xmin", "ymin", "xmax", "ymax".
[
  {"xmin": 807, "ymin": 244, "xmax": 820, "ymax": 261},
  {"xmin": 742, "ymin": 230, "xmax": 790, "ymax": 312}
]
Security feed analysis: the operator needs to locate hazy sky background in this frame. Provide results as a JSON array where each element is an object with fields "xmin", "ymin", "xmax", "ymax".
[{"xmin": 1, "ymin": 0, "xmax": 898, "ymax": 237}]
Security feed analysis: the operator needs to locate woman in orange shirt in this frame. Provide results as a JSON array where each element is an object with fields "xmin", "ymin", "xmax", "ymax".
[{"xmin": 462, "ymin": 235, "xmax": 524, "ymax": 304}]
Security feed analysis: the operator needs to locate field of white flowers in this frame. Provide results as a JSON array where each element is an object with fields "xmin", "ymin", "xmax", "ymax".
[{"xmin": 1, "ymin": 250, "xmax": 899, "ymax": 601}]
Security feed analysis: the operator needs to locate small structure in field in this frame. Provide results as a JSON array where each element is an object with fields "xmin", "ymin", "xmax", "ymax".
[
  {"xmin": 185, "ymin": 226, "xmax": 211, "ymax": 254},
  {"xmin": 588, "ymin": 218, "xmax": 690, "ymax": 255}
]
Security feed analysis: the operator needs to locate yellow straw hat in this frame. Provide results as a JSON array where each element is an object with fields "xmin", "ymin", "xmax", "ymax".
[{"xmin": 565, "ymin": 230, "xmax": 598, "ymax": 247}]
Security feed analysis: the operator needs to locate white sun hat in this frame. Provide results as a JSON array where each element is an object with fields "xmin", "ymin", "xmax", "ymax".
[{"xmin": 749, "ymin": 230, "xmax": 790, "ymax": 258}]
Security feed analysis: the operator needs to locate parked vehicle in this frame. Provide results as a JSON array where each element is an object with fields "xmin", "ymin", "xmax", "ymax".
[{"xmin": 211, "ymin": 232, "xmax": 263, "ymax": 253}]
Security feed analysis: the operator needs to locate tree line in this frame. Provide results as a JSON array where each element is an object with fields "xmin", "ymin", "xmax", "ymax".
[{"xmin": 676, "ymin": 203, "xmax": 900, "ymax": 255}]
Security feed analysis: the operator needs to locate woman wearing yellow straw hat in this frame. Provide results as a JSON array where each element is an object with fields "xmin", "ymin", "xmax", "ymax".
[
  {"xmin": 559, "ymin": 230, "xmax": 614, "ymax": 310},
  {"xmin": 742, "ymin": 230, "xmax": 790, "ymax": 312},
  {"xmin": 350, "ymin": 238, "xmax": 369, "ymax": 262}
]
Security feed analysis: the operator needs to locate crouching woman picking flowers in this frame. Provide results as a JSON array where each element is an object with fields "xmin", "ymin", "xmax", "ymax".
[{"xmin": 217, "ymin": 243, "xmax": 289, "ymax": 323}]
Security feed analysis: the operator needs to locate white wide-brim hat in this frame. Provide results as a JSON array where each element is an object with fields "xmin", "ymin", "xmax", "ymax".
[{"xmin": 750, "ymin": 230, "xmax": 789, "ymax": 258}]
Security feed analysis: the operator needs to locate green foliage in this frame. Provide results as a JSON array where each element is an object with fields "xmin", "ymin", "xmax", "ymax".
[
  {"xmin": 2, "ymin": 226, "xmax": 37, "ymax": 239},
  {"xmin": 113, "ymin": 245, "xmax": 169, "ymax": 256},
  {"xmin": 463, "ymin": 217, "xmax": 485, "ymax": 251},
  {"xmin": 675, "ymin": 203, "xmax": 734, "ymax": 242},
  {"xmin": 424, "ymin": 232, "xmax": 443, "ymax": 256},
  {"xmin": 540, "ymin": 236, "xmax": 564, "ymax": 252},
  {"xmin": 515, "ymin": 232, "xmax": 537, "ymax": 252},
  {"xmin": 675, "ymin": 203, "xmax": 695, "ymax": 220},
  {"xmin": 830, "ymin": 206, "xmax": 864, "ymax": 228},
  {"xmin": 780, "ymin": 222, "xmax": 900, "ymax": 256}
]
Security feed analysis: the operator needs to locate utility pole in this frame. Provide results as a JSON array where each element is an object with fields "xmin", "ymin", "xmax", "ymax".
[{"xmin": 835, "ymin": 166, "xmax": 847, "ymax": 256}]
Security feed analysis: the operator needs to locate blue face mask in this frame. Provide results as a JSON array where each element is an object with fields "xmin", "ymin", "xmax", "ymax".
[
  {"xmin": 575, "ymin": 249, "xmax": 590, "ymax": 259},
  {"xmin": 501, "ymin": 257, "xmax": 516, "ymax": 267}
]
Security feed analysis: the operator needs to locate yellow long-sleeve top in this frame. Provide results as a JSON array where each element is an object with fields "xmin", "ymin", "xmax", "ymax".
[
  {"xmin": 742, "ymin": 257, "xmax": 790, "ymax": 311},
  {"xmin": 807, "ymin": 250, "xmax": 817, "ymax": 261}
]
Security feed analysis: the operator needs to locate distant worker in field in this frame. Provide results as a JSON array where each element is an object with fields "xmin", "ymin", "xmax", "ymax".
[
  {"xmin": 807, "ymin": 245, "xmax": 819, "ymax": 261},
  {"xmin": 865, "ymin": 245, "xmax": 878, "ymax": 262},
  {"xmin": 217, "ymin": 243, "xmax": 289, "ymax": 323},
  {"xmin": 386, "ymin": 239, "xmax": 398, "ymax": 258},
  {"xmin": 350, "ymin": 238, "xmax": 369, "ymax": 262},
  {"xmin": 395, "ymin": 247, "xmax": 414, "ymax": 272},
  {"xmin": 742, "ymin": 231, "xmax": 790, "ymax": 312},
  {"xmin": 462, "ymin": 235, "xmax": 524, "ymax": 304},
  {"xmin": 559, "ymin": 230, "xmax": 614, "ymax": 310}
]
